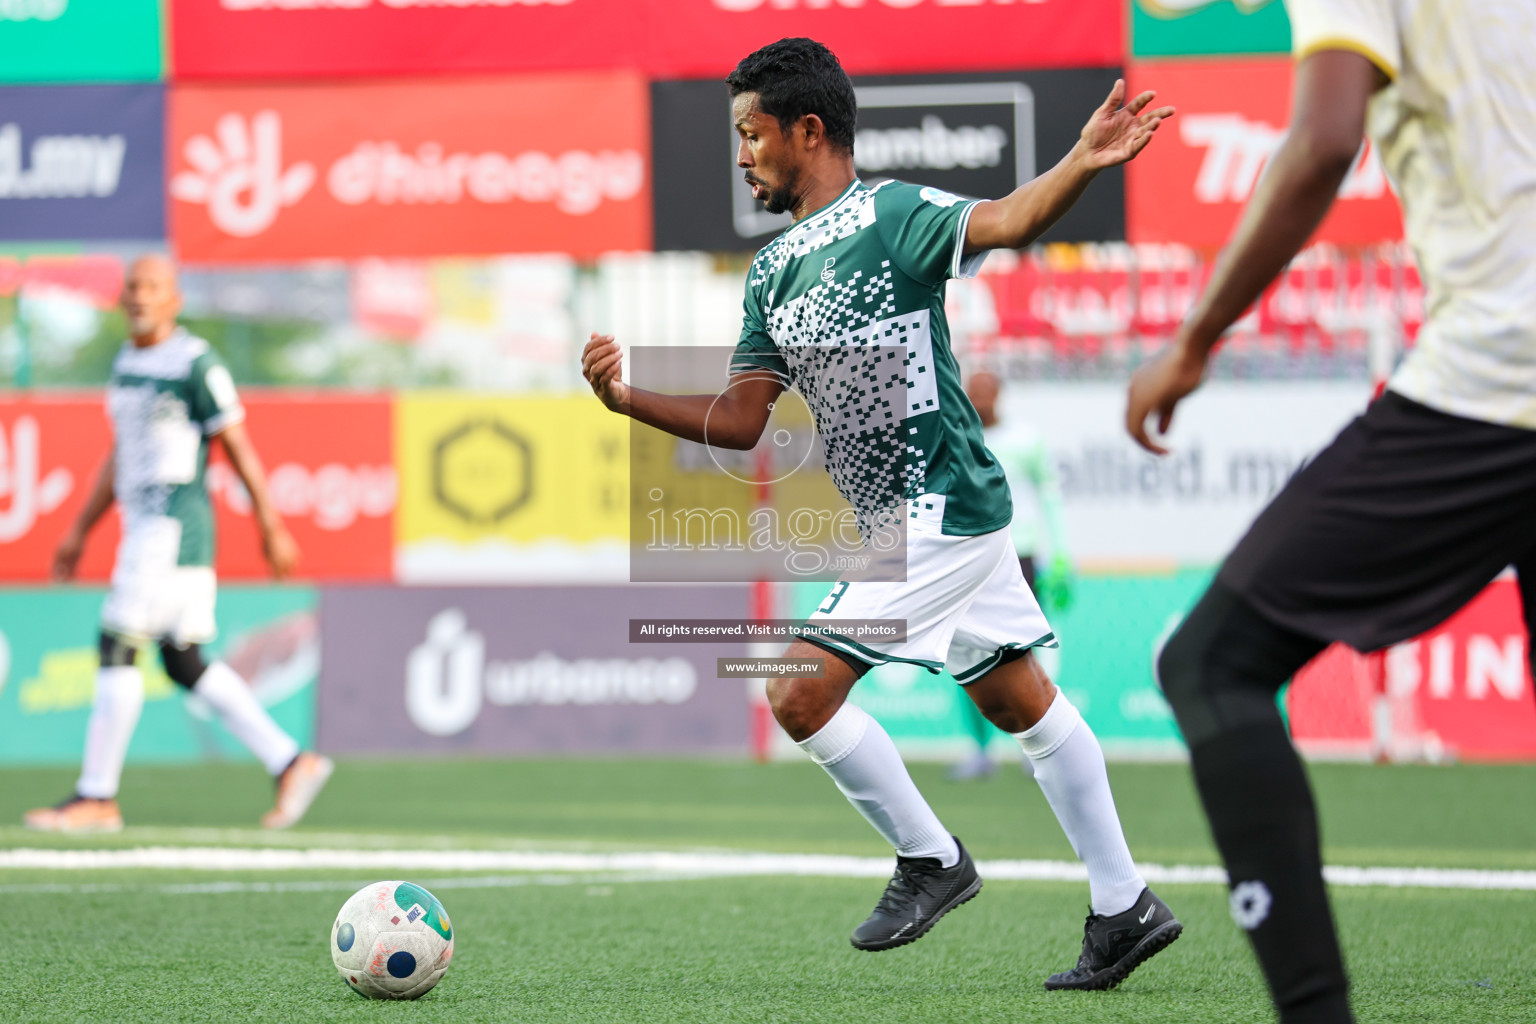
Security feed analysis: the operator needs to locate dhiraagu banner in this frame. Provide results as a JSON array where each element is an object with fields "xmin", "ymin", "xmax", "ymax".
[
  {"xmin": 786, "ymin": 569, "xmax": 1214, "ymax": 758},
  {"xmin": 0, "ymin": 0, "xmax": 164, "ymax": 84},
  {"xmin": 0, "ymin": 585, "xmax": 316, "ymax": 764},
  {"xmin": 1132, "ymin": 0, "xmax": 1291, "ymax": 57}
]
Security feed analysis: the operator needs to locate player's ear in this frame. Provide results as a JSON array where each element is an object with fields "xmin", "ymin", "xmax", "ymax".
[{"xmin": 801, "ymin": 113, "xmax": 825, "ymax": 150}]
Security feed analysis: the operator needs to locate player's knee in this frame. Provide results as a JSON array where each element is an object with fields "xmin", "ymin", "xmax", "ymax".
[
  {"xmin": 98, "ymin": 632, "xmax": 139, "ymax": 668},
  {"xmin": 1156, "ymin": 618, "xmax": 1204, "ymax": 721},
  {"xmin": 160, "ymin": 642, "xmax": 209, "ymax": 690},
  {"xmin": 766, "ymin": 677, "xmax": 839, "ymax": 741}
]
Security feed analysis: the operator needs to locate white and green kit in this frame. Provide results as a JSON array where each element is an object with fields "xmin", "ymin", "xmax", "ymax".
[
  {"xmin": 731, "ymin": 179, "xmax": 1054, "ymax": 679},
  {"xmin": 100, "ymin": 328, "xmax": 244, "ymax": 646}
]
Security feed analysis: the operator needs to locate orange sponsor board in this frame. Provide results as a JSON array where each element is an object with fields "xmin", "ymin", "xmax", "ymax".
[
  {"xmin": 0, "ymin": 393, "xmax": 394, "ymax": 583},
  {"xmin": 170, "ymin": 73, "xmax": 651, "ymax": 262},
  {"xmin": 1127, "ymin": 60, "xmax": 1403, "ymax": 248}
]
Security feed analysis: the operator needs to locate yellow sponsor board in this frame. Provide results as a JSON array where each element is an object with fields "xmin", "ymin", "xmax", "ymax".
[{"xmin": 395, "ymin": 395, "xmax": 629, "ymax": 578}]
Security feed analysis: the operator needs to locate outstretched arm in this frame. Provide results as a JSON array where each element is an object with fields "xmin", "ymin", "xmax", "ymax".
[
  {"xmin": 581, "ymin": 334, "xmax": 785, "ymax": 450},
  {"xmin": 1126, "ymin": 50, "xmax": 1383, "ymax": 455},
  {"xmin": 216, "ymin": 420, "xmax": 299, "ymax": 578},
  {"xmin": 965, "ymin": 80, "xmax": 1174, "ymax": 254},
  {"xmin": 53, "ymin": 448, "xmax": 115, "ymax": 581}
]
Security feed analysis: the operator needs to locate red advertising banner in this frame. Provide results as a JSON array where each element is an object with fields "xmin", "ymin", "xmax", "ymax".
[
  {"xmin": 643, "ymin": 0, "xmax": 1120, "ymax": 78},
  {"xmin": 211, "ymin": 394, "xmax": 395, "ymax": 582},
  {"xmin": 0, "ymin": 393, "xmax": 394, "ymax": 584},
  {"xmin": 1127, "ymin": 60, "xmax": 1403, "ymax": 249},
  {"xmin": 170, "ymin": 74, "xmax": 651, "ymax": 262},
  {"xmin": 171, "ymin": 0, "xmax": 1118, "ymax": 80},
  {"xmin": 0, "ymin": 395, "xmax": 116, "ymax": 584},
  {"xmin": 1289, "ymin": 580, "xmax": 1536, "ymax": 762}
]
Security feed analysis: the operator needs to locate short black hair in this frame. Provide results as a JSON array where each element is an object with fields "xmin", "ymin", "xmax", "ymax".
[{"xmin": 726, "ymin": 38, "xmax": 856, "ymax": 153}]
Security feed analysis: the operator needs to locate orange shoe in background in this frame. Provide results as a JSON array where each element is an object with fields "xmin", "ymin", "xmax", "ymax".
[
  {"xmin": 262, "ymin": 752, "xmax": 334, "ymax": 829},
  {"xmin": 24, "ymin": 795, "xmax": 124, "ymax": 833}
]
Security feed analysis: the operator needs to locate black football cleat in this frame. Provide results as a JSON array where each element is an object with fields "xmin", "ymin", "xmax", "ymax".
[
  {"xmin": 1044, "ymin": 887, "xmax": 1182, "ymax": 991},
  {"xmin": 850, "ymin": 836, "xmax": 982, "ymax": 951}
]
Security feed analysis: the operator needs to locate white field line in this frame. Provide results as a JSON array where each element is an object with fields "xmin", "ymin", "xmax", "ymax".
[{"xmin": 3, "ymin": 846, "xmax": 1536, "ymax": 892}]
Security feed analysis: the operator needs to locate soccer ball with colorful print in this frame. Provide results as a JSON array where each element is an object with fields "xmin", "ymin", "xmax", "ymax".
[{"xmin": 331, "ymin": 880, "xmax": 454, "ymax": 999}]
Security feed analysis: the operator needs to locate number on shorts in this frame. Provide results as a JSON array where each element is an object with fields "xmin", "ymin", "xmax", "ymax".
[{"xmin": 817, "ymin": 581, "xmax": 850, "ymax": 615}]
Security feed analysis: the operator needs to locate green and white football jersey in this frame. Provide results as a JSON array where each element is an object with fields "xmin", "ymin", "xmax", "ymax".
[
  {"xmin": 731, "ymin": 178, "xmax": 1011, "ymax": 538},
  {"xmin": 107, "ymin": 328, "xmax": 244, "ymax": 568}
]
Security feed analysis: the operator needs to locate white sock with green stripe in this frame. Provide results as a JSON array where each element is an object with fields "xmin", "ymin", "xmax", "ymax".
[
  {"xmin": 799, "ymin": 701, "xmax": 959, "ymax": 867},
  {"xmin": 1014, "ymin": 691, "xmax": 1145, "ymax": 917}
]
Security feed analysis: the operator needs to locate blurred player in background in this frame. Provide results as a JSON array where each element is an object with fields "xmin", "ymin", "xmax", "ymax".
[
  {"xmin": 587, "ymin": 38, "xmax": 1181, "ymax": 990},
  {"xmin": 26, "ymin": 256, "xmax": 333, "ymax": 834},
  {"xmin": 949, "ymin": 369, "xmax": 1072, "ymax": 781},
  {"xmin": 1126, "ymin": 3, "xmax": 1536, "ymax": 1021}
]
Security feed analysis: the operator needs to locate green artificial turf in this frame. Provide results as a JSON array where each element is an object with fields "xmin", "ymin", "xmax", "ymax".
[{"xmin": 4, "ymin": 759, "xmax": 1536, "ymax": 1022}]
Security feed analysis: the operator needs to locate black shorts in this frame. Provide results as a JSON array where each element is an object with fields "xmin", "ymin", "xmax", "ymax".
[{"xmin": 1218, "ymin": 391, "xmax": 1536, "ymax": 652}]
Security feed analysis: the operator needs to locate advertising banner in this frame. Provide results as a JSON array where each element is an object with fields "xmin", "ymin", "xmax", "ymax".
[
  {"xmin": 1289, "ymin": 579, "xmax": 1536, "ymax": 763},
  {"xmin": 171, "ymin": 0, "xmax": 1117, "ymax": 81},
  {"xmin": 993, "ymin": 381, "xmax": 1368, "ymax": 567},
  {"xmin": 0, "ymin": 0, "xmax": 162, "ymax": 84},
  {"xmin": 1127, "ymin": 60, "xmax": 1403, "ymax": 248},
  {"xmin": 170, "ymin": 73, "xmax": 651, "ymax": 262},
  {"xmin": 0, "ymin": 394, "xmax": 115, "ymax": 583},
  {"xmin": 1131, "ymin": 0, "xmax": 1290, "ymax": 58},
  {"xmin": 654, "ymin": 68, "xmax": 1123, "ymax": 252},
  {"xmin": 211, "ymin": 394, "xmax": 396, "ymax": 582},
  {"xmin": 0, "ymin": 584, "xmax": 317, "ymax": 765},
  {"xmin": 394, "ymin": 395, "xmax": 628, "ymax": 583},
  {"xmin": 0, "ymin": 393, "xmax": 395, "ymax": 583},
  {"xmin": 316, "ymin": 585, "xmax": 751, "ymax": 754},
  {"xmin": 0, "ymin": 84, "xmax": 164, "ymax": 241},
  {"xmin": 643, "ymin": 0, "xmax": 1121, "ymax": 78}
]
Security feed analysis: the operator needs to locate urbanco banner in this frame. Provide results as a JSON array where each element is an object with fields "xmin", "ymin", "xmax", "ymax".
[
  {"xmin": 0, "ymin": 0, "xmax": 162, "ymax": 84},
  {"xmin": 171, "ymin": 0, "xmax": 1119, "ymax": 80},
  {"xmin": 0, "ymin": 84, "xmax": 164, "ymax": 241},
  {"xmin": 993, "ymin": 381, "xmax": 1370, "ymax": 566},
  {"xmin": 169, "ymin": 74, "xmax": 651, "ymax": 262},
  {"xmin": 654, "ymin": 68, "xmax": 1124, "ymax": 252},
  {"xmin": 1127, "ymin": 60, "xmax": 1403, "ymax": 247},
  {"xmin": 1131, "ymin": 0, "xmax": 1290, "ymax": 58},
  {"xmin": 316, "ymin": 585, "xmax": 751, "ymax": 754}
]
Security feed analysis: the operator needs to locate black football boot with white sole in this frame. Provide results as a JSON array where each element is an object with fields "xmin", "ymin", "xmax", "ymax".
[
  {"xmin": 850, "ymin": 836, "xmax": 982, "ymax": 951},
  {"xmin": 1044, "ymin": 887, "xmax": 1182, "ymax": 991}
]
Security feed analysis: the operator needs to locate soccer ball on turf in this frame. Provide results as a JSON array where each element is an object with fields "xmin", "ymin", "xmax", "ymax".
[{"xmin": 331, "ymin": 880, "xmax": 454, "ymax": 999}]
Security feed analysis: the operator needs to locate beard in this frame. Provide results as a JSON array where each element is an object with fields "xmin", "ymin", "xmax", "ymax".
[{"xmin": 749, "ymin": 168, "xmax": 801, "ymax": 216}]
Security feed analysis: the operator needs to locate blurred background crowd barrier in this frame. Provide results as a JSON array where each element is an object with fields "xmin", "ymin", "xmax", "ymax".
[{"xmin": 1, "ymin": 0, "xmax": 1530, "ymax": 767}]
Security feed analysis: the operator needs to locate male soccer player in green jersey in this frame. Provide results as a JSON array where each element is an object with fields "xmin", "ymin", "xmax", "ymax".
[
  {"xmin": 26, "ymin": 256, "xmax": 332, "ymax": 834},
  {"xmin": 584, "ymin": 38, "xmax": 1179, "ymax": 989}
]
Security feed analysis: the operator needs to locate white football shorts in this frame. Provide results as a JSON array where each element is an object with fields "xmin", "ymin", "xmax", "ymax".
[
  {"xmin": 799, "ymin": 504, "xmax": 1055, "ymax": 684},
  {"xmin": 100, "ymin": 517, "xmax": 218, "ymax": 647}
]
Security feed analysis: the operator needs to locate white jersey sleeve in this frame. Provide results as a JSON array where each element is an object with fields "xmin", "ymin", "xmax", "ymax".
[{"xmin": 1285, "ymin": 0, "xmax": 1401, "ymax": 79}]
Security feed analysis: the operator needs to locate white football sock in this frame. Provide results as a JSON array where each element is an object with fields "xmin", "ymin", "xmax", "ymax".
[
  {"xmin": 1015, "ymin": 692, "xmax": 1146, "ymax": 917},
  {"xmin": 76, "ymin": 666, "xmax": 145, "ymax": 800},
  {"xmin": 193, "ymin": 661, "xmax": 300, "ymax": 776},
  {"xmin": 799, "ymin": 701, "xmax": 958, "ymax": 867}
]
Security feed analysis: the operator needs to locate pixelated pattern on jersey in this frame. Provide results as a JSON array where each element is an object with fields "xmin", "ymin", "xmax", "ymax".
[
  {"xmin": 747, "ymin": 181, "xmax": 893, "ymax": 288},
  {"xmin": 107, "ymin": 383, "xmax": 199, "ymax": 522}
]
